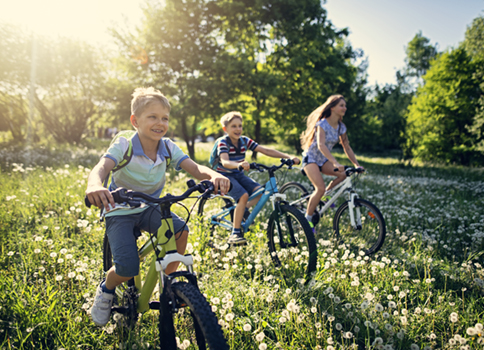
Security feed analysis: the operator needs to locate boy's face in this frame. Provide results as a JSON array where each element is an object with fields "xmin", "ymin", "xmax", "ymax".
[
  {"xmin": 130, "ymin": 101, "xmax": 170, "ymax": 143},
  {"xmin": 223, "ymin": 117, "xmax": 243, "ymax": 140}
]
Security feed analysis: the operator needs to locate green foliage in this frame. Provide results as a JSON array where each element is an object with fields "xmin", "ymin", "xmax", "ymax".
[
  {"xmin": 405, "ymin": 47, "xmax": 484, "ymax": 165},
  {"xmin": 405, "ymin": 31, "xmax": 438, "ymax": 79}
]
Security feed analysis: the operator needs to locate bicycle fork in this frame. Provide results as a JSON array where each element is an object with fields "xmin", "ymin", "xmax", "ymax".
[{"xmin": 347, "ymin": 192, "xmax": 362, "ymax": 230}]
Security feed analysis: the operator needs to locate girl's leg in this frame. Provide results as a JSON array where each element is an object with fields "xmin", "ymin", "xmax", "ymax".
[
  {"xmin": 304, "ymin": 163, "xmax": 326, "ymax": 217},
  {"xmin": 321, "ymin": 161, "xmax": 346, "ymax": 193}
]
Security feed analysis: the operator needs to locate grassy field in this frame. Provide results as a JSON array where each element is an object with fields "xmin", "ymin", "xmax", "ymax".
[{"xmin": 1, "ymin": 141, "xmax": 484, "ymax": 350}]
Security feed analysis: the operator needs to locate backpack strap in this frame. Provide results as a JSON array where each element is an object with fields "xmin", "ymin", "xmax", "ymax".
[{"xmin": 163, "ymin": 138, "xmax": 172, "ymax": 168}]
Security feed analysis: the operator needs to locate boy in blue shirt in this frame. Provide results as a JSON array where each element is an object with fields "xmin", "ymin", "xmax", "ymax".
[
  {"xmin": 85, "ymin": 87, "xmax": 230, "ymax": 326},
  {"xmin": 216, "ymin": 111, "xmax": 300, "ymax": 244}
]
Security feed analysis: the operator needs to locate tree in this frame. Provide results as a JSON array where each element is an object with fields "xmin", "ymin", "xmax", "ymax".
[
  {"xmin": 405, "ymin": 31, "xmax": 438, "ymax": 80},
  {"xmin": 405, "ymin": 47, "xmax": 483, "ymax": 165},
  {"xmin": 463, "ymin": 15, "xmax": 484, "ymax": 153},
  {"xmin": 33, "ymin": 37, "xmax": 105, "ymax": 144},
  {"xmin": 111, "ymin": 0, "xmax": 233, "ymax": 160}
]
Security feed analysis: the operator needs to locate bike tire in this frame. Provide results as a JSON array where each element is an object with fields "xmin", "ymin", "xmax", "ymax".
[
  {"xmin": 102, "ymin": 234, "xmax": 113, "ymax": 272},
  {"xmin": 279, "ymin": 182, "xmax": 310, "ymax": 214},
  {"xmin": 267, "ymin": 204, "xmax": 317, "ymax": 277},
  {"xmin": 197, "ymin": 196, "xmax": 234, "ymax": 245},
  {"xmin": 333, "ymin": 198, "xmax": 386, "ymax": 256},
  {"xmin": 161, "ymin": 282, "xmax": 228, "ymax": 350}
]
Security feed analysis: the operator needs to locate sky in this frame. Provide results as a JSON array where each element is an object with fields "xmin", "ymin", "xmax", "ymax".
[{"xmin": 1, "ymin": 0, "xmax": 483, "ymax": 86}]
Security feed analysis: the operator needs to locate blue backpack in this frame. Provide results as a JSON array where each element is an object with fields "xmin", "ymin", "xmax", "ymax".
[
  {"xmin": 208, "ymin": 136, "xmax": 247, "ymax": 169},
  {"xmin": 103, "ymin": 130, "xmax": 171, "ymax": 186}
]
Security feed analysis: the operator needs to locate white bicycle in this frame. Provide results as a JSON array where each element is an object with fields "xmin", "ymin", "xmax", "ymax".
[{"xmin": 279, "ymin": 167, "xmax": 386, "ymax": 256}]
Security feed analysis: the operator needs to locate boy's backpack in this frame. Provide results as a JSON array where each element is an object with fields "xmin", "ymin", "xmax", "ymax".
[
  {"xmin": 208, "ymin": 136, "xmax": 247, "ymax": 169},
  {"xmin": 103, "ymin": 130, "xmax": 172, "ymax": 187}
]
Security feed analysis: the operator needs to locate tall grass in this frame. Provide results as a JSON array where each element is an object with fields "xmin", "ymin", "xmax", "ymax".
[{"xmin": 1, "ymin": 142, "xmax": 483, "ymax": 349}]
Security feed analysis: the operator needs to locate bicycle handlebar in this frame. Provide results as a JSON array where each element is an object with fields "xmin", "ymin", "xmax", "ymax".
[
  {"xmin": 84, "ymin": 180, "xmax": 216, "ymax": 208},
  {"xmin": 249, "ymin": 158, "xmax": 295, "ymax": 172}
]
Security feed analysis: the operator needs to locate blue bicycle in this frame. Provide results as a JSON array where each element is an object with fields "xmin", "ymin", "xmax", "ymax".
[{"xmin": 197, "ymin": 159, "xmax": 317, "ymax": 277}]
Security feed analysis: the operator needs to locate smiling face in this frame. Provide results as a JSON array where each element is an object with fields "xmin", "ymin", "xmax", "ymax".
[
  {"xmin": 130, "ymin": 101, "xmax": 170, "ymax": 144},
  {"xmin": 223, "ymin": 116, "xmax": 243, "ymax": 143},
  {"xmin": 330, "ymin": 98, "xmax": 347, "ymax": 121}
]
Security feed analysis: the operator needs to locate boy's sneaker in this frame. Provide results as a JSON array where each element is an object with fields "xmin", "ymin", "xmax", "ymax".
[
  {"xmin": 227, "ymin": 233, "xmax": 247, "ymax": 245},
  {"xmin": 90, "ymin": 283, "xmax": 114, "ymax": 326}
]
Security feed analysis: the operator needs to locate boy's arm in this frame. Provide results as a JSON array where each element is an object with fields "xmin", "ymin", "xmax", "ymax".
[
  {"xmin": 253, "ymin": 145, "xmax": 300, "ymax": 165},
  {"xmin": 85, "ymin": 157, "xmax": 116, "ymax": 211},
  {"xmin": 179, "ymin": 158, "xmax": 231, "ymax": 195},
  {"xmin": 219, "ymin": 153, "xmax": 250, "ymax": 171}
]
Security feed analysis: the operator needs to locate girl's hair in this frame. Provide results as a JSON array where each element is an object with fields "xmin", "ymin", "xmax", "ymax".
[
  {"xmin": 131, "ymin": 87, "xmax": 171, "ymax": 116},
  {"xmin": 300, "ymin": 95, "xmax": 345, "ymax": 151}
]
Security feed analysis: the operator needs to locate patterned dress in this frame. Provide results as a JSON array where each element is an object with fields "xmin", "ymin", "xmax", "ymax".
[{"xmin": 303, "ymin": 119, "xmax": 347, "ymax": 167}]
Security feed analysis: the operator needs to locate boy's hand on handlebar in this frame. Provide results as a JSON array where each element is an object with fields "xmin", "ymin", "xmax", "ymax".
[
  {"xmin": 210, "ymin": 173, "xmax": 231, "ymax": 195},
  {"xmin": 85, "ymin": 185, "xmax": 115, "ymax": 211},
  {"xmin": 291, "ymin": 157, "xmax": 300, "ymax": 165},
  {"xmin": 238, "ymin": 161, "xmax": 250, "ymax": 171}
]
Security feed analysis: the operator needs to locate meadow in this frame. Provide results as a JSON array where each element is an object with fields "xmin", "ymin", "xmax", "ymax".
[{"xmin": 1, "ymin": 141, "xmax": 484, "ymax": 350}]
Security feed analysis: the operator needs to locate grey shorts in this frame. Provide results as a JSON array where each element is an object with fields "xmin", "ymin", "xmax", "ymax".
[
  {"xmin": 223, "ymin": 171, "xmax": 261, "ymax": 203},
  {"xmin": 105, "ymin": 206, "xmax": 188, "ymax": 277}
]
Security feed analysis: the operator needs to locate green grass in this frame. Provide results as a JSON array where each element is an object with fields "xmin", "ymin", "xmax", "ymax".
[{"xmin": 1, "ymin": 142, "xmax": 484, "ymax": 349}]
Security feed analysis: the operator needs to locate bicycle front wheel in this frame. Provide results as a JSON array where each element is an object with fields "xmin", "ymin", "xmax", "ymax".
[
  {"xmin": 279, "ymin": 182, "xmax": 310, "ymax": 214},
  {"xmin": 333, "ymin": 198, "xmax": 386, "ymax": 256},
  {"xmin": 267, "ymin": 204, "xmax": 317, "ymax": 278},
  {"xmin": 160, "ymin": 282, "xmax": 228, "ymax": 350}
]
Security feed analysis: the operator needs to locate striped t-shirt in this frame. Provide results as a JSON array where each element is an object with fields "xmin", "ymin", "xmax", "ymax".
[{"xmin": 216, "ymin": 136, "xmax": 258, "ymax": 174}]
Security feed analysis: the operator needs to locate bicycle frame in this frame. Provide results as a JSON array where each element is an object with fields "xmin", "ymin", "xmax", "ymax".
[
  {"xmin": 116, "ymin": 214, "xmax": 196, "ymax": 314},
  {"xmin": 290, "ymin": 173, "xmax": 362, "ymax": 229},
  {"xmin": 208, "ymin": 173, "xmax": 287, "ymax": 233}
]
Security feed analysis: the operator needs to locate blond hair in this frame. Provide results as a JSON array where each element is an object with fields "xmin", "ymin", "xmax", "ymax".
[
  {"xmin": 131, "ymin": 87, "xmax": 171, "ymax": 117},
  {"xmin": 220, "ymin": 111, "xmax": 243, "ymax": 127},
  {"xmin": 300, "ymin": 95, "xmax": 345, "ymax": 151}
]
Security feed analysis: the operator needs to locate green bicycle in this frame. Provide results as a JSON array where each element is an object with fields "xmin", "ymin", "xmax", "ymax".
[{"xmin": 87, "ymin": 180, "xmax": 228, "ymax": 350}]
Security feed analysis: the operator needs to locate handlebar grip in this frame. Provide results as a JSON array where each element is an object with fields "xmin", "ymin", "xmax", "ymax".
[{"xmin": 84, "ymin": 196, "xmax": 92, "ymax": 208}]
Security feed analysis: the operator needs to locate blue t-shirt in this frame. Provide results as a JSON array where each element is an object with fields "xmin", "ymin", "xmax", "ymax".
[
  {"xmin": 304, "ymin": 119, "xmax": 347, "ymax": 167},
  {"xmin": 216, "ymin": 136, "xmax": 258, "ymax": 174},
  {"xmin": 102, "ymin": 132, "xmax": 189, "ymax": 216}
]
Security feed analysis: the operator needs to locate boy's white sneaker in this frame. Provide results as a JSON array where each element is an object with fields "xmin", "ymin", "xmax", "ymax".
[{"xmin": 90, "ymin": 284, "xmax": 114, "ymax": 326}]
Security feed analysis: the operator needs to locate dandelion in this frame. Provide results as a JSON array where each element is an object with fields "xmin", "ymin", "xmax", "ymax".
[
  {"xmin": 243, "ymin": 324, "xmax": 252, "ymax": 332},
  {"xmin": 225, "ymin": 313, "xmax": 234, "ymax": 322},
  {"xmin": 259, "ymin": 343, "xmax": 267, "ymax": 350},
  {"xmin": 375, "ymin": 303, "xmax": 384, "ymax": 312},
  {"xmin": 50, "ymin": 252, "xmax": 57, "ymax": 258},
  {"xmin": 388, "ymin": 301, "xmax": 396, "ymax": 308},
  {"xmin": 279, "ymin": 316, "xmax": 287, "ymax": 323},
  {"xmin": 26, "ymin": 327, "xmax": 33, "ymax": 333},
  {"xmin": 68, "ymin": 272, "xmax": 76, "ymax": 278},
  {"xmin": 211, "ymin": 297, "xmax": 220, "ymax": 305},
  {"xmin": 335, "ymin": 323, "xmax": 343, "ymax": 331},
  {"xmin": 55, "ymin": 275, "xmax": 63, "ymax": 281},
  {"xmin": 311, "ymin": 307, "xmax": 317, "ymax": 313},
  {"xmin": 34, "ymin": 249, "xmax": 41, "ymax": 254},
  {"xmin": 410, "ymin": 344, "xmax": 419, "ymax": 350},
  {"xmin": 255, "ymin": 332, "xmax": 265, "ymax": 342},
  {"xmin": 450, "ymin": 312, "xmax": 458, "ymax": 323},
  {"xmin": 7, "ymin": 251, "xmax": 14, "ymax": 256},
  {"xmin": 60, "ymin": 248, "xmax": 67, "ymax": 254}
]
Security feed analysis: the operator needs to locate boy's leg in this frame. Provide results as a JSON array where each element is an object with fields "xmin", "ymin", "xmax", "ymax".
[
  {"xmin": 224, "ymin": 174, "xmax": 249, "ymax": 244},
  {"xmin": 236, "ymin": 173, "xmax": 262, "ymax": 209},
  {"xmin": 90, "ymin": 214, "xmax": 140, "ymax": 326},
  {"xmin": 233, "ymin": 192, "xmax": 249, "ymax": 230}
]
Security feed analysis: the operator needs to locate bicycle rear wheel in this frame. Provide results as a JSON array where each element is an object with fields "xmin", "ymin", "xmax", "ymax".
[
  {"xmin": 333, "ymin": 198, "xmax": 386, "ymax": 256},
  {"xmin": 197, "ymin": 196, "xmax": 234, "ymax": 245},
  {"xmin": 267, "ymin": 204, "xmax": 317, "ymax": 278},
  {"xmin": 279, "ymin": 182, "xmax": 309, "ymax": 214},
  {"xmin": 160, "ymin": 282, "xmax": 228, "ymax": 350}
]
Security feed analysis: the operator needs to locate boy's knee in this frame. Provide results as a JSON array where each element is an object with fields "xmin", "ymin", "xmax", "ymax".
[
  {"xmin": 115, "ymin": 263, "xmax": 139, "ymax": 278},
  {"xmin": 239, "ymin": 192, "xmax": 249, "ymax": 202}
]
